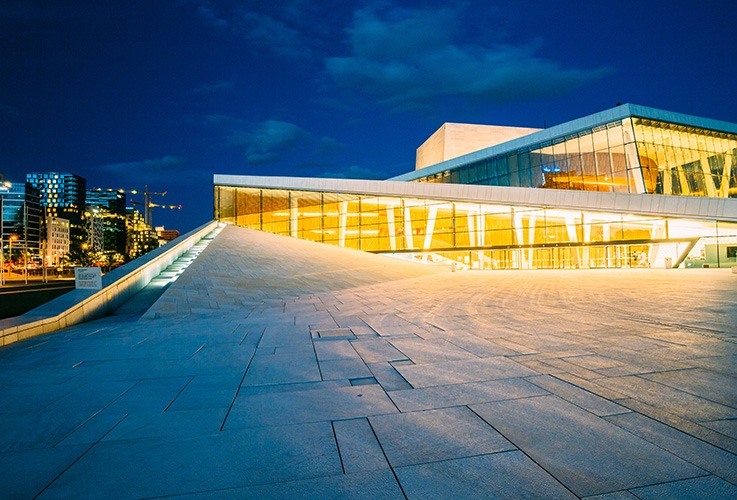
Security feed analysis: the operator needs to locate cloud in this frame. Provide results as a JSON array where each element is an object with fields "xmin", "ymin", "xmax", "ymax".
[
  {"xmin": 202, "ymin": 114, "xmax": 343, "ymax": 166},
  {"xmin": 190, "ymin": 1, "xmax": 315, "ymax": 60},
  {"xmin": 325, "ymin": 5, "xmax": 612, "ymax": 109},
  {"xmin": 189, "ymin": 80, "xmax": 234, "ymax": 94},
  {"xmin": 192, "ymin": 0, "xmax": 228, "ymax": 28},
  {"xmin": 316, "ymin": 136, "xmax": 345, "ymax": 155},
  {"xmin": 232, "ymin": 9, "xmax": 312, "ymax": 59},
  {"xmin": 231, "ymin": 120, "xmax": 310, "ymax": 164},
  {"xmin": 96, "ymin": 156, "xmax": 190, "ymax": 183}
]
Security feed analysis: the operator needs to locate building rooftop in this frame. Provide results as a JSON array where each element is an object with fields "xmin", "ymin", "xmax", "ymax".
[
  {"xmin": 1, "ymin": 224, "xmax": 736, "ymax": 497},
  {"xmin": 394, "ymin": 103, "xmax": 737, "ymax": 182}
]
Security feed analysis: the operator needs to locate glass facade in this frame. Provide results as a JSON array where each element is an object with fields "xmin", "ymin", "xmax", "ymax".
[
  {"xmin": 214, "ymin": 185, "xmax": 737, "ymax": 269},
  {"xmin": 1, "ymin": 182, "xmax": 42, "ymax": 254},
  {"xmin": 412, "ymin": 117, "xmax": 737, "ymax": 198},
  {"xmin": 26, "ymin": 171, "xmax": 87, "ymax": 251}
]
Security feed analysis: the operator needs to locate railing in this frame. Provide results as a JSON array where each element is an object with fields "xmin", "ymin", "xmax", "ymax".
[{"xmin": 0, "ymin": 220, "xmax": 221, "ymax": 347}]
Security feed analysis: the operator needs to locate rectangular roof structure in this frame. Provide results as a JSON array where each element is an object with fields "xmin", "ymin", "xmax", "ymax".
[
  {"xmin": 393, "ymin": 103, "xmax": 737, "ymax": 182},
  {"xmin": 213, "ymin": 174, "xmax": 737, "ymax": 223}
]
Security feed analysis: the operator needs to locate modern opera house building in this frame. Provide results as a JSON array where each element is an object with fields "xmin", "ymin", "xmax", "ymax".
[{"xmin": 214, "ymin": 104, "xmax": 737, "ymax": 270}]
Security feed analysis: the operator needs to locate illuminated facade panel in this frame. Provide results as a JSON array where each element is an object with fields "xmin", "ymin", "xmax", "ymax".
[
  {"xmin": 214, "ymin": 105, "xmax": 737, "ymax": 271},
  {"xmin": 397, "ymin": 104, "xmax": 737, "ymax": 199},
  {"xmin": 214, "ymin": 177, "xmax": 737, "ymax": 270}
]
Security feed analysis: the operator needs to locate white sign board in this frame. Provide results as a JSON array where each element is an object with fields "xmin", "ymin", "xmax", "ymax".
[{"xmin": 75, "ymin": 267, "xmax": 102, "ymax": 290}]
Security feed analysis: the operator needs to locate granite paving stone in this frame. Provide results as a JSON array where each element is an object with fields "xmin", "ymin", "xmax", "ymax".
[
  {"xmin": 604, "ymin": 411, "xmax": 737, "ymax": 485},
  {"xmin": 1, "ymin": 225, "xmax": 736, "ymax": 497},
  {"xmin": 170, "ymin": 470, "xmax": 404, "ymax": 499},
  {"xmin": 602, "ymin": 375, "xmax": 737, "ymax": 422},
  {"xmin": 629, "ymin": 475, "xmax": 737, "ymax": 499},
  {"xmin": 333, "ymin": 417, "xmax": 390, "ymax": 474},
  {"xmin": 471, "ymin": 395, "xmax": 708, "ymax": 497},
  {"xmin": 351, "ymin": 338, "xmax": 408, "ymax": 363},
  {"xmin": 319, "ymin": 358, "xmax": 374, "ymax": 380},
  {"xmin": 369, "ymin": 406, "xmax": 514, "ymax": 467},
  {"xmin": 395, "ymin": 356, "xmax": 539, "ymax": 388},
  {"xmin": 395, "ymin": 450, "xmax": 576, "ymax": 499},
  {"xmin": 388, "ymin": 377, "xmax": 547, "ymax": 412},
  {"xmin": 525, "ymin": 374, "xmax": 631, "ymax": 417},
  {"xmin": 367, "ymin": 362, "xmax": 413, "ymax": 391},
  {"xmin": 388, "ymin": 338, "xmax": 479, "ymax": 363},
  {"xmin": 640, "ymin": 367, "xmax": 737, "ymax": 408},
  {"xmin": 225, "ymin": 384, "xmax": 398, "ymax": 429},
  {"xmin": 40, "ymin": 422, "xmax": 343, "ymax": 498}
]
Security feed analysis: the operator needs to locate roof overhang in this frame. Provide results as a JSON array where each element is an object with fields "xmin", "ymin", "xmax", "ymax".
[
  {"xmin": 213, "ymin": 174, "xmax": 737, "ymax": 223},
  {"xmin": 393, "ymin": 103, "xmax": 737, "ymax": 182}
]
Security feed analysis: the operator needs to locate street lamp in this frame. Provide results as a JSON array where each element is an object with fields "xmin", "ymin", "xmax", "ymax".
[{"xmin": 0, "ymin": 180, "xmax": 11, "ymax": 286}]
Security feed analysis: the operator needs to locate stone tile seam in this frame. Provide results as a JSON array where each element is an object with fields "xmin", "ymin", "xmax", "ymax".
[
  {"xmin": 329, "ymin": 420, "xmax": 347, "ymax": 475},
  {"xmin": 610, "ymin": 398, "xmax": 737, "ymax": 457},
  {"xmin": 538, "ymin": 374, "xmax": 635, "ymax": 415},
  {"xmin": 163, "ymin": 376, "xmax": 196, "ymax": 413},
  {"xmin": 37, "ymin": 413, "xmax": 129, "ymax": 498},
  {"xmin": 627, "ymin": 373, "xmax": 737, "ymax": 414},
  {"xmin": 465, "ymin": 404, "xmax": 581, "ymax": 499},
  {"xmin": 602, "ymin": 414, "xmax": 737, "ymax": 486},
  {"xmin": 364, "ymin": 416, "xmax": 410, "ymax": 500},
  {"xmin": 219, "ymin": 329, "xmax": 264, "ymax": 432},
  {"xmin": 51, "ymin": 380, "xmax": 139, "ymax": 447}
]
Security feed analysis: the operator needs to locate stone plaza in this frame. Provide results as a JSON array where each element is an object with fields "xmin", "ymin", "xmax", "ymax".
[{"xmin": 1, "ymin": 224, "xmax": 736, "ymax": 498}]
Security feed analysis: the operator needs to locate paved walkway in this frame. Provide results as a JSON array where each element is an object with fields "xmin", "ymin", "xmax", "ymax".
[{"xmin": 1, "ymin": 224, "xmax": 736, "ymax": 498}]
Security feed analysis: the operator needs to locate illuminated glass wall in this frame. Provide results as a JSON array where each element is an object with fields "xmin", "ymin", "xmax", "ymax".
[
  {"xmin": 214, "ymin": 185, "xmax": 737, "ymax": 269},
  {"xmin": 413, "ymin": 118, "xmax": 737, "ymax": 198}
]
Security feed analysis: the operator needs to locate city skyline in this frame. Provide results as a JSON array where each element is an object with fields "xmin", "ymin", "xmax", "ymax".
[{"xmin": 2, "ymin": 1, "xmax": 737, "ymax": 232}]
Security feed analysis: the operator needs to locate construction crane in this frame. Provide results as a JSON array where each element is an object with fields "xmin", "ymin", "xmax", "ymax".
[
  {"xmin": 128, "ymin": 186, "xmax": 182, "ymax": 227},
  {"xmin": 93, "ymin": 186, "xmax": 182, "ymax": 227}
]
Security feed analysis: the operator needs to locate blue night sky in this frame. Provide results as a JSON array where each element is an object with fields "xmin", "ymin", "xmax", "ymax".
[{"xmin": 2, "ymin": 1, "xmax": 736, "ymax": 232}]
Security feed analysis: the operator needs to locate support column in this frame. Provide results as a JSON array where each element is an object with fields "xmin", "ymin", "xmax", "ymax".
[
  {"xmin": 289, "ymin": 194, "xmax": 298, "ymax": 238},
  {"xmin": 699, "ymin": 154, "xmax": 718, "ymax": 197},
  {"xmin": 581, "ymin": 213, "xmax": 591, "ymax": 268},
  {"xmin": 564, "ymin": 214, "xmax": 580, "ymax": 268},
  {"xmin": 476, "ymin": 211, "xmax": 485, "ymax": 269},
  {"xmin": 512, "ymin": 210, "xmax": 524, "ymax": 269},
  {"xmin": 603, "ymin": 223, "xmax": 612, "ymax": 267},
  {"xmin": 386, "ymin": 206, "xmax": 397, "ymax": 251},
  {"xmin": 403, "ymin": 205, "xmax": 414, "ymax": 250},
  {"xmin": 624, "ymin": 142, "xmax": 646, "ymax": 193},
  {"xmin": 526, "ymin": 215, "xmax": 537, "ymax": 269},
  {"xmin": 339, "ymin": 201, "xmax": 348, "ymax": 247},
  {"xmin": 720, "ymin": 155, "xmax": 733, "ymax": 198},
  {"xmin": 423, "ymin": 206, "xmax": 437, "ymax": 250},
  {"xmin": 466, "ymin": 211, "xmax": 476, "ymax": 244},
  {"xmin": 677, "ymin": 166, "xmax": 690, "ymax": 195},
  {"xmin": 648, "ymin": 220, "xmax": 666, "ymax": 267}
]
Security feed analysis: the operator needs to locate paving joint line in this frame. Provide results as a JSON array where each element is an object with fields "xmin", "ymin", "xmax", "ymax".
[
  {"xmin": 465, "ymin": 404, "xmax": 581, "ymax": 499},
  {"xmin": 219, "ymin": 330, "xmax": 264, "ymax": 432}
]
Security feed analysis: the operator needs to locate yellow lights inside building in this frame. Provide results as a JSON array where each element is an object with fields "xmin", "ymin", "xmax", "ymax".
[{"xmin": 214, "ymin": 185, "xmax": 737, "ymax": 270}]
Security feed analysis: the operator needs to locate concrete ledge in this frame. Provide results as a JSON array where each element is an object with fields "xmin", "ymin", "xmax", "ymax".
[{"xmin": 0, "ymin": 220, "xmax": 220, "ymax": 348}]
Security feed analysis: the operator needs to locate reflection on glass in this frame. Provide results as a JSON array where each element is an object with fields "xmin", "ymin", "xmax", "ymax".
[{"xmin": 214, "ymin": 185, "xmax": 737, "ymax": 269}]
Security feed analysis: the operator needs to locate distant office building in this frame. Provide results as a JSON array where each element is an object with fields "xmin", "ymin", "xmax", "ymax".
[
  {"xmin": 0, "ymin": 181, "xmax": 42, "ymax": 261},
  {"xmin": 86, "ymin": 208, "xmax": 104, "ymax": 253},
  {"xmin": 26, "ymin": 172, "xmax": 86, "ymax": 252},
  {"xmin": 46, "ymin": 216, "xmax": 70, "ymax": 266},
  {"xmin": 155, "ymin": 226, "xmax": 180, "ymax": 246},
  {"xmin": 86, "ymin": 188, "xmax": 127, "ymax": 256},
  {"xmin": 215, "ymin": 104, "xmax": 737, "ymax": 270},
  {"xmin": 125, "ymin": 207, "xmax": 158, "ymax": 259}
]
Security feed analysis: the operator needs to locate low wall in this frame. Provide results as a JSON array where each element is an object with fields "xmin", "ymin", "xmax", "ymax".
[{"xmin": 0, "ymin": 220, "xmax": 220, "ymax": 347}]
